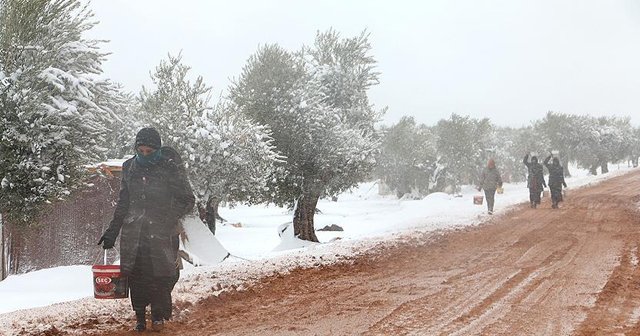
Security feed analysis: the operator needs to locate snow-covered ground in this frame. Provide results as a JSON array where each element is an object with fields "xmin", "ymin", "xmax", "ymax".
[{"xmin": 0, "ymin": 164, "xmax": 635, "ymax": 335}]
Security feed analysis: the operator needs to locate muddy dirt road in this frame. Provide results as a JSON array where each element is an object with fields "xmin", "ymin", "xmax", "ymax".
[{"xmin": 91, "ymin": 170, "xmax": 640, "ymax": 335}]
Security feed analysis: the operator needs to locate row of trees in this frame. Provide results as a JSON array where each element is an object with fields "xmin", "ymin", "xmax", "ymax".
[
  {"xmin": 0, "ymin": 0, "xmax": 380, "ymax": 243},
  {"xmin": 1, "ymin": 0, "xmax": 638, "ymax": 245},
  {"xmin": 114, "ymin": 31, "xmax": 381, "ymax": 242},
  {"xmin": 378, "ymin": 112, "xmax": 639, "ymax": 198}
]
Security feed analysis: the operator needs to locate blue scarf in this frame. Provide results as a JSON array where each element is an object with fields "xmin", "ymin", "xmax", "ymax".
[{"xmin": 135, "ymin": 149, "xmax": 162, "ymax": 166}]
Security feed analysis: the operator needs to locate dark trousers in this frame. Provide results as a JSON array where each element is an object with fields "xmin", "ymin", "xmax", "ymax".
[
  {"xmin": 529, "ymin": 188, "xmax": 542, "ymax": 205},
  {"xmin": 130, "ymin": 246, "xmax": 180, "ymax": 321},
  {"xmin": 550, "ymin": 184, "xmax": 563, "ymax": 205},
  {"xmin": 484, "ymin": 189, "xmax": 496, "ymax": 212}
]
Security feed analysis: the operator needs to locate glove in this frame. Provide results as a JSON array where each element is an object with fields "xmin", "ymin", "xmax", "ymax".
[{"xmin": 97, "ymin": 232, "xmax": 116, "ymax": 249}]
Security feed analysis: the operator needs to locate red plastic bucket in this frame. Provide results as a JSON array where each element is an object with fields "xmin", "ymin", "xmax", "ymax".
[
  {"xmin": 473, "ymin": 195, "xmax": 484, "ymax": 205},
  {"xmin": 92, "ymin": 264, "xmax": 129, "ymax": 299}
]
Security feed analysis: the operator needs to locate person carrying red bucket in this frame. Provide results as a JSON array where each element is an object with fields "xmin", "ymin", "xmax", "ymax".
[
  {"xmin": 98, "ymin": 128, "xmax": 195, "ymax": 332},
  {"xmin": 476, "ymin": 158, "xmax": 503, "ymax": 215}
]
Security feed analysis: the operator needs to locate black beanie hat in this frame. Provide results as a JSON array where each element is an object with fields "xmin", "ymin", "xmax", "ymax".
[{"xmin": 135, "ymin": 127, "xmax": 162, "ymax": 149}]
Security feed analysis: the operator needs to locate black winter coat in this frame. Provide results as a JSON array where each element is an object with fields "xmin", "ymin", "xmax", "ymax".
[
  {"xmin": 104, "ymin": 147, "xmax": 195, "ymax": 277},
  {"xmin": 523, "ymin": 154, "xmax": 546, "ymax": 191},
  {"xmin": 544, "ymin": 155, "xmax": 567, "ymax": 188}
]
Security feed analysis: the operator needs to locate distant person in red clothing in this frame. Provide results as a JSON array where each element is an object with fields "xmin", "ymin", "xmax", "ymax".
[{"xmin": 477, "ymin": 158, "xmax": 503, "ymax": 215}]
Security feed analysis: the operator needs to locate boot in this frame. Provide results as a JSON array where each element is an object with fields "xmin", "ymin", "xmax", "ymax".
[
  {"xmin": 134, "ymin": 322, "xmax": 146, "ymax": 332},
  {"xmin": 134, "ymin": 311, "xmax": 146, "ymax": 332},
  {"xmin": 151, "ymin": 319, "xmax": 164, "ymax": 332}
]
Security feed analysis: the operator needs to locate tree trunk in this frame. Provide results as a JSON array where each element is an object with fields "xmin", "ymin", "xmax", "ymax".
[
  {"xmin": 198, "ymin": 196, "xmax": 221, "ymax": 235},
  {"xmin": 600, "ymin": 161, "xmax": 609, "ymax": 174},
  {"xmin": 589, "ymin": 164, "xmax": 598, "ymax": 175},
  {"xmin": 204, "ymin": 196, "xmax": 221, "ymax": 235},
  {"xmin": 0, "ymin": 213, "xmax": 4, "ymax": 281},
  {"xmin": 293, "ymin": 192, "xmax": 320, "ymax": 242},
  {"xmin": 633, "ymin": 157, "xmax": 639, "ymax": 168}
]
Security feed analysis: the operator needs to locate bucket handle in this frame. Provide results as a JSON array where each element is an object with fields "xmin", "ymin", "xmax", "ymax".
[{"xmin": 93, "ymin": 248, "xmax": 120, "ymax": 266}]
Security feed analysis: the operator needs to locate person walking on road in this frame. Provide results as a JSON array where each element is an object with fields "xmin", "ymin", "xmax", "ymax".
[
  {"xmin": 477, "ymin": 158, "xmax": 503, "ymax": 215},
  {"xmin": 98, "ymin": 127, "xmax": 195, "ymax": 332},
  {"xmin": 544, "ymin": 153, "xmax": 568, "ymax": 209},
  {"xmin": 523, "ymin": 153, "xmax": 546, "ymax": 209}
]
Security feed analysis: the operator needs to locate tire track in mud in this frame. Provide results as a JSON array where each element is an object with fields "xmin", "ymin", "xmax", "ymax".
[
  {"xmin": 573, "ymin": 236, "xmax": 640, "ymax": 335},
  {"xmin": 365, "ymin": 213, "xmax": 585, "ymax": 336},
  {"xmin": 364, "ymin": 173, "xmax": 640, "ymax": 336},
  {"xmin": 569, "ymin": 178, "xmax": 640, "ymax": 336}
]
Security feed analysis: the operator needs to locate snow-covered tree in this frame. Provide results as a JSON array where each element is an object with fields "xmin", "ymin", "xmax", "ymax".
[
  {"xmin": 136, "ymin": 53, "xmax": 210, "ymax": 151},
  {"xmin": 611, "ymin": 118, "xmax": 634, "ymax": 166},
  {"xmin": 229, "ymin": 43, "xmax": 304, "ymax": 198},
  {"xmin": 187, "ymin": 101, "xmax": 281, "ymax": 233},
  {"xmin": 501, "ymin": 123, "xmax": 551, "ymax": 181},
  {"xmin": 575, "ymin": 116, "xmax": 632, "ymax": 174},
  {"xmin": 434, "ymin": 114, "xmax": 493, "ymax": 192},
  {"xmin": 377, "ymin": 116, "xmax": 438, "ymax": 198},
  {"xmin": 629, "ymin": 127, "xmax": 640, "ymax": 168},
  {"xmin": 137, "ymin": 54, "xmax": 280, "ymax": 233},
  {"xmin": 492, "ymin": 126, "xmax": 532, "ymax": 183},
  {"xmin": 536, "ymin": 111, "xmax": 586, "ymax": 176},
  {"xmin": 100, "ymin": 83, "xmax": 138, "ymax": 159},
  {"xmin": 231, "ymin": 30, "xmax": 381, "ymax": 242},
  {"xmin": 0, "ymin": 0, "xmax": 121, "ymax": 224}
]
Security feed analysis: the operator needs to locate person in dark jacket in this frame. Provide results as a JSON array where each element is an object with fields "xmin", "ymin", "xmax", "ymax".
[
  {"xmin": 477, "ymin": 158, "xmax": 503, "ymax": 215},
  {"xmin": 98, "ymin": 127, "xmax": 195, "ymax": 332},
  {"xmin": 523, "ymin": 153, "xmax": 546, "ymax": 208},
  {"xmin": 544, "ymin": 154, "xmax": 568, "ymax": 209}
]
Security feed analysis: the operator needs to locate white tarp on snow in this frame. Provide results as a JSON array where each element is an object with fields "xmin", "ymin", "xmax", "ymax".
[{"xmin": 180, "ymin": 216, "xmax": 230, "ymax": 266}]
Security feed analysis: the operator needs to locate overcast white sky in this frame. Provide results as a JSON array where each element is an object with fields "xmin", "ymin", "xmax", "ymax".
[{"xmin": 87, "ymin": 0, "xmax": 640, "ymax": 127}]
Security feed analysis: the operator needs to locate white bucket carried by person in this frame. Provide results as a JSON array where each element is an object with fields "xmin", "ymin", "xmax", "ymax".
[{"xmin": 92, "ymin": 250, "xmax": 128, "ymax": 299}]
